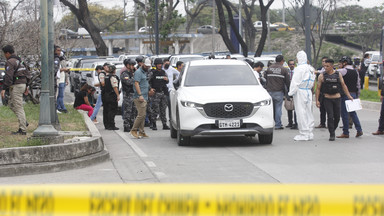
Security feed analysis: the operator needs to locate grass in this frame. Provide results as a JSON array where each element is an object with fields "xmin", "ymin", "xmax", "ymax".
[
  {"xmin": 0, "ymin": 103, "xmax": 87, "ymax": 149},
  {"xmin": 360, "ymin": 89, "xmax": 381, "ymax": 102}
]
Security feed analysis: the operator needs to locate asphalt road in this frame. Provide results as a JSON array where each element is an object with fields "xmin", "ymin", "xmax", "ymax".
[{"xmin": 0, "ymin": 85, "xmax": 383, "ymax": 184}]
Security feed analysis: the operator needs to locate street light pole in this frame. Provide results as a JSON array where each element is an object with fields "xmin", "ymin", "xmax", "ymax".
[
  {"xmin": 238, "ymin": 0, "xmax": 242, "ymax": 54},
  {"xmin": 155, "ymin": 0, "xmax": 159, "ymax": 55},
  {"xmin": 211, "ymin": 0, "xmax": 215, "ymax": 55}
]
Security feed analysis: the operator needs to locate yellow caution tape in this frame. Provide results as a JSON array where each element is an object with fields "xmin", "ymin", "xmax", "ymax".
[
  {"xmin": 1, "ymin": 184, "xmax": 384, "ymax": 215},
  {"xmin": 70, "ymin": 68, "xmax": 94, "ymax": 71}
]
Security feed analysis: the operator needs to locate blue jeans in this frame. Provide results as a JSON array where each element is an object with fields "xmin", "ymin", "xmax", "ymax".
[
  {"xmin": 340, "ymin": 93, "xmax": 362, "ymax": 135},
  {"xmin": 269, "ymin": 91, "xmax": 284, "ymax": 128},
  {"xmin": 56, "ymin": 83, "xmax": 67, "ymax": 111},
  {"xmin": 90, "ymin": 93, "xmax": 102, "ymax": 121}
]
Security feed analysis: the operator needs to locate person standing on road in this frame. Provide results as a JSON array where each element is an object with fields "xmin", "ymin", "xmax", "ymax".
[
  {"xmin": 264, "ymin": 55, "xmax": 291, "ymax": 129},
  {"xmin": 163, "ymin": 57, "xmax": 180, "ymax": 123},
  {"xmin": 102, "ymin": 65, "xmax": 120, "ymax": 130},
  {"xmin": 121, "ymin": 59, "xmax": 137, "ymax": 132},
  {"xmin": 336, "ymin": 56, "xmax": 363, "ymax": 139},
  {"xmin": 54, "ymin": 45, "xmax": 69, "ymax": 114},
  {"xmin": 288, "ymin": 51, "xmax": 316, "ymax": 141},
  {"xmin": 372, "ymin": 80, "xmax": 384, "ymax": 135},
  {"xmin": 130, "ymin": 58, "xmax": 154, "ymax": 138},
  {"xmin": 315, "ymin": 57, "xmax": 328, "ymax": 129},
  {"xmin": 149, "ymin": 58, "xmax": 170, "ymax": 130},
  {"xmin": 89, "ymin": 65, "xmax": 103, "ymax": 124},
  {"xmin": 0, "ymin": 45, "xmax": 30, "ymax": 135},
  {"xmin": 286, "ymin": 59, "xmax": 298, "ymax": 129},
  {"xmin": 316, "ymin": 59, "xmax": 353, "ymax": 141}
]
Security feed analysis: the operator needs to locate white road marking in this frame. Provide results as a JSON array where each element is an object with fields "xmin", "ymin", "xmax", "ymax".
[
  {"xmin": 145, "ymin": 161, "xmax": 157, "ymax": 168},
  {"xmin": 115, "ymin": 130, "xmax": 148, "ymax": 158}
]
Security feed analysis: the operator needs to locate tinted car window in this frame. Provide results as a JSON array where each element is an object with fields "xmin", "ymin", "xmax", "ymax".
[{"xmin": 184, "ymin": 65, "xmax": 258, "ymax": 87}]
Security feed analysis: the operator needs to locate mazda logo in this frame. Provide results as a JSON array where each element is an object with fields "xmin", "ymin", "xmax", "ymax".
[{"xmin": 224, "ymin": 104, "xmax": 233, "ymax": 112}]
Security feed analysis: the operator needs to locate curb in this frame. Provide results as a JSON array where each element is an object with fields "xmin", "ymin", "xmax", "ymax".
[{"xmin": 0, "ymin": 111, "xmax": 109, "ymax": 177}]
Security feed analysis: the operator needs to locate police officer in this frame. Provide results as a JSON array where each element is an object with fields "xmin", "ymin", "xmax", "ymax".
[
  {"xmin": 148, "ymin": 58, "xmax": 170, "ymax": 130},
  {"xmin": 1, "ymin": 45, "xmax": 29, "ymax": 135},
  {"xmin": 121, "ymin": 59, "xmax": 137, "ymax": 132},
  {"xmin": 102, "ymin": 64, "xmax": 120, "ymax": 130}
]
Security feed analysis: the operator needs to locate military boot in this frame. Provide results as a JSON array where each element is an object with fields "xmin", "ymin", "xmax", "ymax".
[{"xmin": 152, "ymin": 122, "xmax": 157, "ymax": 130}]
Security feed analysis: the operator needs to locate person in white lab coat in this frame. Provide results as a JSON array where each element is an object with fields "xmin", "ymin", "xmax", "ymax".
[{"xmin": 288, "ymin": 51, "xmax": 316, "ymax": 141}]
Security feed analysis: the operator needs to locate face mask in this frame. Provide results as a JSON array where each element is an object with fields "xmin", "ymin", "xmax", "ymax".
[{"xmin": 164, "ymin": 63, "xmax": 170, "ymax": 69}]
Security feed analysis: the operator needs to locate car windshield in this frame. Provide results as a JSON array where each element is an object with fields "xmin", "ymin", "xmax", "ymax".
[
  {"xmin": 184, "ymin": 65, "xmax": 258, "ymax": 86},
  {"xmin": 81, "ymin": 62, "xmax": 94, "ymax": 71},
  {"xmin": 371, "ymin": 55, "xmax": 380, "ymax": 61}
]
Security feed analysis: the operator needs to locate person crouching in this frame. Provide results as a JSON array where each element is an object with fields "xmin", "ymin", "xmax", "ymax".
[{"xmin": 74, "ymin": 85, "xmax": 96, "ymax": 118}]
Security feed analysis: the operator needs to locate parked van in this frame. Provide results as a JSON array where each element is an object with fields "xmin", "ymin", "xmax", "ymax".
[
  {"xmin": 365, "ymin": 51, "xmax": 381, "ymax": 78},
  {"xmin": 78, "ymin": 27, "xmax": 91, "ymax": 39}
]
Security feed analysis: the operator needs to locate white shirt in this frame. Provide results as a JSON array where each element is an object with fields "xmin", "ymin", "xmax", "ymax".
[{"xmin": 164, "ymin": 66, "xmax": 180, "ymax": 92}]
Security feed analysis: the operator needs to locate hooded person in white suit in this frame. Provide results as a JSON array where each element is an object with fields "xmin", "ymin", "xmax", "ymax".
[{"xmin": 288, "ymin": 51, "xmax": 316, "ymax": 141}]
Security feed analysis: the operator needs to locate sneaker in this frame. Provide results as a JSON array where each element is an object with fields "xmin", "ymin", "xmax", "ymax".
[
  {"xmin": 12, "ymin": 128, "xmax": 26, "ymax": 135},
  {"xmin": 61, "ymin": 109, "xmax": 68, "ymax": 113},
  {"xmin": 139, "ymin": 132, "xmax": 149, "ymax": 138},
  {"xmin": 57, "ymin": 110, "xmax": 62, "ymax": 114},
  {"xmin": 130, "ymin": 130, "xmax": 139, "ymax": 138},
  {"xmin": 93, "ymin": 119, "xmax": 99, "ymax": 124}
]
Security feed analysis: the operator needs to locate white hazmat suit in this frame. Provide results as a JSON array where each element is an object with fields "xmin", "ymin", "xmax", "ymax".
[{"xmin": 288, "ymin": 51, "xmax": 316, "ymax": 141}]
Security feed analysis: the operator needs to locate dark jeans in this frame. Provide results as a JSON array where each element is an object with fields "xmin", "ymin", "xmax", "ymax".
[
  {"xmin": 102, "ymin": 93, "xmax": 117, "ymax": 129},
  {"xmin": 340, "ymin": 93, "xmax": 362, "ymax": 135},
  {"xmin": 378, "ymin": 98, "xmax": 384, "ymax": 131},
  {"xmin": 323, "ymin": 97, "xmax": 341, "ymax": 136}
]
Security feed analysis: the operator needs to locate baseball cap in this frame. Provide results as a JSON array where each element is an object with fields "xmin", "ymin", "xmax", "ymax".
[{"xmin": 144, "ymin": 58, "xmax": 152, "ymax": 67}]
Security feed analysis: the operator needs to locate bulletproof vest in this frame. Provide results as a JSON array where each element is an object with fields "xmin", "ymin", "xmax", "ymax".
[
  {"xmin": 103, "ymin": 74, "xmax": 119, "ymax": 95},
  {"xmin": 10, "ymin": 56, "xmax": 30, "ymax": 83},
  {"xmin": 150, "ymin": 69, "xmax": 168, "ymax": 93},
  {"xmin": 323, "ymin": 71, "xmax": 341, "ymax": 95},
  {"xmin": 121, "ymin": 71, "xmax": 134, "ymax": 93},
  {"xmin": 343, "ymin": 68, "xmax": 358, "ymax": 93}
]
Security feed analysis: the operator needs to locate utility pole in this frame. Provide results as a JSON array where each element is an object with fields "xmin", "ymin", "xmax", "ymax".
[
  {"xmin": 282, "ymin": 0, "xmax": 285, "ymax": 23},
  {"xmin": 238, "ymin": 0, "xmax": 242, "ymax": 54},
  {"xmin": 304, "ymin": 0, "xmax": 312, "ymax": 64},
  {"xmin": 34, "ymin": 0, "xmax": 58, "ymax": 137},
  {"xmin": 135, "ymin": 2, "xmax": 139, "ymax": 50},
  {"xmin": 211, "ymin": 0, "xmax": 215, "ymax": 55},
  {"xmin": 155, "ymin": 0, "xmax": 159, "ymax": 55}
]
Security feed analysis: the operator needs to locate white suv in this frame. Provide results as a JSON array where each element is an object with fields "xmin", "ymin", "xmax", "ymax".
[{"xmin": 169, "ymin": 59, "xmax": 274, "ymax": 146}]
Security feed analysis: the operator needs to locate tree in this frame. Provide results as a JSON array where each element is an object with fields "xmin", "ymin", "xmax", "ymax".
[
  {"xmin": 254, "ymin": 0, "xmax": 274, "ymax": 57},
  {"xmin": 180, "ymin": 0, "xmax": 209, "ymax": 53},
  {"xmin": 287, "ymin": 0, "xmax": 337, "ymax": 67},
  {"xmin": 133, "ymin": 0, "xmax": 185, "ymax": 54},
  {"xmin": 59, "ymin": 0, "xmax": 109, "ymax": 56}
]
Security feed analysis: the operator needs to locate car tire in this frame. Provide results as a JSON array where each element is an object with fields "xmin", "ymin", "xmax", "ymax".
[
  {"xmin": 258, "ymin": 133, "xmax": 273, "ymax": 144},
  {"xmin": 176, "ymin": 108, "xmax": 190, "ymax": 146}
]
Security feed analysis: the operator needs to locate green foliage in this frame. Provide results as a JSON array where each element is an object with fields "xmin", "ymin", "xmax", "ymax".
[{"xmin": 58, "ymin": 3, "xmax": 128, "ymax": 33}]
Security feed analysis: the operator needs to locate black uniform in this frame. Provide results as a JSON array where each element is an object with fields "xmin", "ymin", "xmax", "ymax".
[
  {"xmin": 148, "ymin": 69, "xmax": 169, "ymax": 129},
  {"xmin": 102, "ymin": 74, "xmax": 119, "ymax": 130}
]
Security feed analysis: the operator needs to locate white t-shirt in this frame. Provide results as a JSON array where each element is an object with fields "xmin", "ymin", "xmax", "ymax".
[{"xmin": 164, "ymin": 67, "xmax": 180, "ymax": 92}]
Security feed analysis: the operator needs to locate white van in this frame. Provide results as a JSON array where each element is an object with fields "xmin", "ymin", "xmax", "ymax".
[
  {"xmin": 365, "ymin": 51, "xmax": 381, "ymax": 78},
  {"xmin": 78, "ymin": 27, "xmax": 91, "ymax": 39}
]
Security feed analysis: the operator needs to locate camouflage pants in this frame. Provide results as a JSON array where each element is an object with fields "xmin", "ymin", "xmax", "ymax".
[
  {"xmin": 149, "ymin": 92, "xmax": 168, "ymax": 125},
  {"xmin": 122, "ymin": 92, "xmax": 137, "ymax": 127}
]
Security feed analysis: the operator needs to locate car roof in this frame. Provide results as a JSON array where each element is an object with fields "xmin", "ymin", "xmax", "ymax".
[
  {"xmin": 188, "ymin": 59, "xmax": 247, "ymax": 66},
  {"xmin": 171, "ymin": 54, "xmax": 204, "ymax": 58}
]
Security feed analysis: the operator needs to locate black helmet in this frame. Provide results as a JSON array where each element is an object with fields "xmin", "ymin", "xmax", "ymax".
[
  {"xmin": 135, "ymin": 56, "xmax": 144, "ymax": 63},
  {"xmin": 244, "ymin": 58, "xmax": 254, "ymax": 67},
  {"xmin": 340, "ymin": 56, "xmax": 352, "ymax": 65},
  {"xmin": 123, "ymin": 58, "xmax": 136, "ymax": 66},
  {"xmin": 154, "ymin": 58, "xmax": 163, "ymax": 65},
  {"xmin": 108, "ymin": 64, "xmax": 116, "ymax": 72}
]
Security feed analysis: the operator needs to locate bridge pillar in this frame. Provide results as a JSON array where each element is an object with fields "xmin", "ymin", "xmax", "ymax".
[
  {"xmin": 124, "ymin": 39, "xmax": 129, "ymax": 53},
  {"xmin": 139, "ymin": 39, "xmax": 144, "ymax": 54},
  {"xmin": 108, "ymin": 39, "xmax": 114, "ymax": 56},
  {"xmin": 190, "ymin": 38, "xmax": 195, "ymax": 54},
  {"xmin": 173, "ymin": 40, "xmax": 180, "ymax": 55}
]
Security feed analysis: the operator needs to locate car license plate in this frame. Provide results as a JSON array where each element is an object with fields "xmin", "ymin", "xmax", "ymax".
[{"xmin": 218, "ymin": 119, "xmax": 241, "ymax": 128}]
